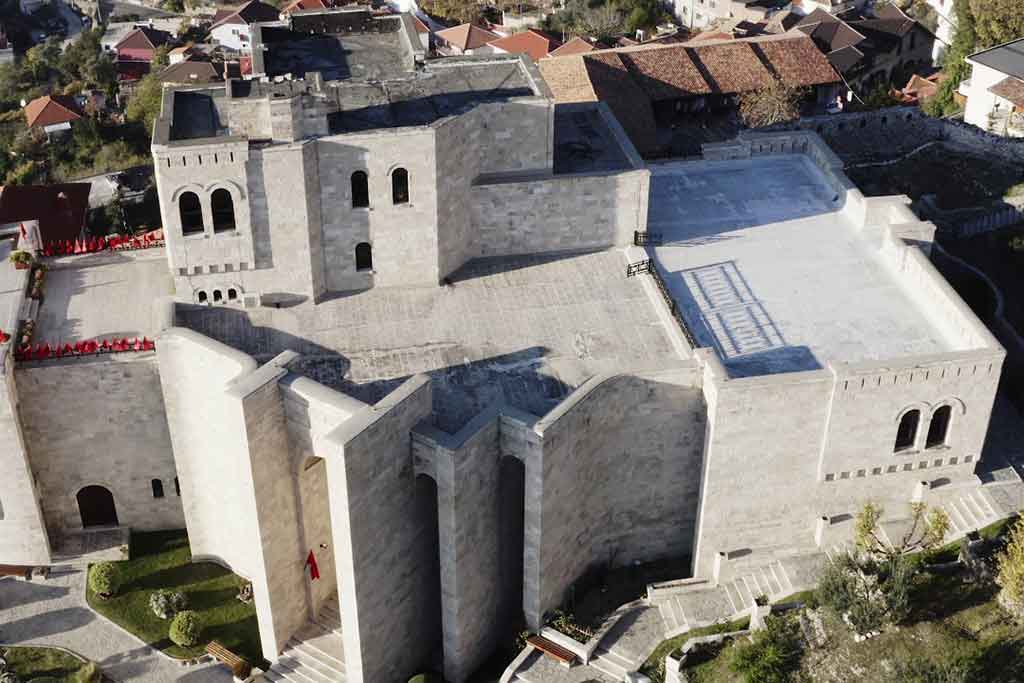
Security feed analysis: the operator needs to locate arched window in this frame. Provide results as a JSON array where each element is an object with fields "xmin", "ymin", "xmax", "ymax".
[
  {"xmin": 197, "ymin": 290, "xmax": 208, "ymax": 304},
  {"xmin": 351, "ymin": 171, "xmax": 369, "ymax": 208},
  {"xmin": 211, "ymin": 188, "xmax": 236, "ymax": 232},
  {"xmin": 228, "ymin": 288, "xmax": 238, "ymax": 301},
  {"xmin": 213, "ymin": 289, "xmax": 223, "ymax": 303},
  {"xmin": 152, "ymin": 479, "xmax": 164, "ymax": 499},
  {"xmin": 895, "ymin": 409, "xmax": 920, "ymax": 452},
  {"xmin": 179, "ymin": 191, "xmax": 204, "ymax": 235},
  {"xmin": 926, "ymin": 405, "xmax": 952, "ymax": 449},
  {"xmin": 392, "ymin": 167, "xmax": 409, "ymax": 205},
  {"xmin": 355, "ymin": 242, "xmax": 373, "ymax": 271}
]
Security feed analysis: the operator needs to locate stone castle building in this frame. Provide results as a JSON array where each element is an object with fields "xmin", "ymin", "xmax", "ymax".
[{"xmin": 0, "ymin": 8, "xmax": 1016, "ymax": 683}]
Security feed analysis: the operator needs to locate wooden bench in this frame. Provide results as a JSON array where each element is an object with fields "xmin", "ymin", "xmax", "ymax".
[
  {"xmin": 0, "ymin": 565, "xmax": 32, "ymax": 580},
  {"xmin": 526, "ymin": 635, "xmax": 577, "ymax": 667},
  {"xmin": 205, "ymin": 641, "xmax": 252, "ymax": 679}
]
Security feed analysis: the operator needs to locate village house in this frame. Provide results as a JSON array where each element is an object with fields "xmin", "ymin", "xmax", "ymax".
[
  {"xmin": 23, "ymin": 95, "xmax": 84, "ymax": 138},
  {"xmin": 209, "ymin": 0, "xmax": 282, "ymax": 50},
  {"xmin": 960, "ymin": 37, "xmax": 1024, "ymax": 138}
]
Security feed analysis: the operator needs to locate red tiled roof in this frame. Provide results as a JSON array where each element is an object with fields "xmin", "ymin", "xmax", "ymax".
[
  {"xmin": 0, "ymin": 184, "xmax": 91, "ymax": 244},
  {"xmin": 583, "ymin": 52, "xmax": 658, "ymax": 153},
  {"xmin": 114, "ymin": 26, "xmax": 172, "ymax": 51},
  {"xmin": 435, "ymin": 23, "xmax": 500, "ymax": 51},
  {"xmin": 990, "ymin": 76, "xmax": 1024, "ymax": 108},
  {"xmin": 281, "ymin": 0, "xmax": 327, "ymax": 12},
  {"xmin": 488, "ymin": 29, "xmax": 562, "ymax": 61},
  {"xmin": 211, "ymin": 0, "xmax": 280, "ymax": 29},
  {"xmin": 23, "ymin": 95, "xmax": 83, "ymax": 128},
  {"xmin": 619, "ymin": 46, "xmax": 710, "ymax": 100},
  {"xmin": 753, "ymin": 36, "xmax": 843, "ymax": 88},
  {"xmin": 549, "ymin": 36, "xmax": 605, "ymax": 57}
]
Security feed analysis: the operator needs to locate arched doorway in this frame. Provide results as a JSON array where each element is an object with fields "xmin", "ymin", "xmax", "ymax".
[{"xmin": 77, "ymin": 485, "xmax": 118, "ymax": 528}]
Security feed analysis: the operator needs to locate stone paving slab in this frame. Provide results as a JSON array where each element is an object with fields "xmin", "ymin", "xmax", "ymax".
[
  {"xmin": 180, "ymin": 250, "xmax": 679, "ymax": 431},
  {"xmin": 0, "ymin": 570, "xmax": 231, "ymax": 683}
]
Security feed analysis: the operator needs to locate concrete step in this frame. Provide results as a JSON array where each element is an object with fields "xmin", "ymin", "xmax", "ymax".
[
  {"xmin": 590, "ymin": 649, "xmax": 629, "ymax": 680},
  {"xmin": 657, "ymin": 598, "xmax": 680, "ymax": 632},
  {"xmin": 278, "ymin": 650, "xmax": 344, "ymax": 683},
  {"xmin": 271, "ymin": 657, "xmax": 333, "ymax": 683},
  {"xmin": 291, "ymin": 637, "xmax": 346, "ymax": 674}
]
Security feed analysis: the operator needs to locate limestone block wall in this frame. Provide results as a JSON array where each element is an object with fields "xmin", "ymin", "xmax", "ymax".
[
  {"xmin": 16, "ymin": 354, "xmax": 184, "ymax": 535},
  {"xmin": 0, "ymin": 352, "xmax": 51, "ymax": 564},
  {"xmin": 316, "ymin": 128, "xmax": 440, "ymax": 291},
  {"xmin": 325, "ymin": 375, "xmax": 440, "ymax": 683},
  {"xmin": 525, "ymin": 367, "xmax": 706, "ymax": 628},
  {"xmin": 280, "ymin": 374, "xmax": 367, "ymax": 617},
  {"xmin": 469, "ymin": 168, "xmax": 650, "ymax": 260},
  {"xmin": 412, "ymin": 409, "xmax": 505, "ymax": 683}
]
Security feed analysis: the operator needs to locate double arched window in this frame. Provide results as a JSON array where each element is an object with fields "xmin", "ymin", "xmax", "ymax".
[
  {"xmin": 894, "ymin": 404, "xmax": 956, "ymax": 453},
  {"xmin": 178, "ymin": 187, "xmax": 238, "ymax": 235},
  {"xmin": 211, "ymin": 189, "xmax": 236, "ymax": 232}
]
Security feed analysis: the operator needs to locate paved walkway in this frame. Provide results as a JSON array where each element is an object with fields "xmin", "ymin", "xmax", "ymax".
[{"xmin": 0, "ymin": 568, "xmax": 231, "ymax": 683}]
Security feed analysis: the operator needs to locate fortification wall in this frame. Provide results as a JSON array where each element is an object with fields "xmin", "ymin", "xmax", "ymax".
[
  {"xmin": 326, "ymin": 375, "xmax": 440, "ymax": 683},
  {"xmin": 525, "ymin": 367, "xmax": 706, "ymax": 628},
  {"xmin": 0, "ymin": 352, "xmax": 51, "ymax": 564},
  {"xmin": 469, "ymin": 168, "xmax": 649, "ymax": 260},
  {"xmin": 316, "ymin": 128, "xmax": 440, "ymax": 291},
  {"xmin": 16, "ymin": 354, "xmax": 183, "ymax": 535}
]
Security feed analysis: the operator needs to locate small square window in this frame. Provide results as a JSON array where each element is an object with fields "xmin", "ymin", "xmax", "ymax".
[
  {"xmin": 933, "ymin": 459, "xmax": 943, "ymax": 467},
  {"xmin": 950, "ymin": 457, "xmax": 958, "ymax": 465},
  {"xmin": 178, "ymin": 268, "xmax": 188, "ymax": 276},
  {"xmin": 239, "ymin": 262, "xmax": 249, "ymax": 271},
  {"xmin": 856, "ymin": 469, "xmax": 866, "ymax": 478},
  {"xmin": 903, "ymin": 463, "xmax": 913, "ymax": 472},
  {"xmin": 840, "ymin": 471, "xmax": 850, "ymax": 480},
  {"xmin": 225, "ymin": 263, "xmax": 234, "ymax": 273},
  {"xmin": 192, "ymin": 265, "xmax": 202, "ymax": 275},
  {"xmin": 918, "ymin": 461, "xmax": 928, "ymax": 469},
  {"xmin": 964, "ymin": 455, "xmax": 974, "ymax": 463},
  {"xmin": 872, "ymin": 467, "xmax": 882, "ymax": 475},
  {"xmin": 824, "ymin": 473, "xmax": 834, "ymax": 482},
  {"xmin": 209, "ymin": 264, "xmax": 219, "ymax": 273}
]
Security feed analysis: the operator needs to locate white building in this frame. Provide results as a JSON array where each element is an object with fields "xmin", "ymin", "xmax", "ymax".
[
  {"xmin": 209, "ymin": 0, "xmax": 281, "ymax": 51},
  {"xmin": 960, "ymin": 38, "xmax": 1024, "ymax": 138},
  {"xmin": 924, "ymin": 0, "xmax": 956, "ymax": 63}
]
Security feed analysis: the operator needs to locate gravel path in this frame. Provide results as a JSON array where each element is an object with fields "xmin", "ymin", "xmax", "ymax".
[{"xmin": 0, "ymin": 569, "xmax": 232, "ymax": 683}]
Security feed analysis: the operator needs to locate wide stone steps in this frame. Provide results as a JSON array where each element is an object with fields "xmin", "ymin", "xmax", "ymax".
[
  {"xmin": 941, "ymin": 489, "xmax": 1002, "ymax": 539},
  {"xmin": 720, "ymin": 560, "xmax": 793, "ymax": 614},
  {"xmin": 266, "ymin": 598, "xmax": 346, "ymax": 683},
  {"xmin": 589, "ymin": 647, "xmax": 630, "ymax": 680}
]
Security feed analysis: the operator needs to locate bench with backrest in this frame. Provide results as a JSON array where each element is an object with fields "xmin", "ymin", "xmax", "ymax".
[
  {"xmin": 526, "ymin": 634, "xmax": 578, "ymax": 667},
  {"xmin": 205, "ymin": 641, "xmax": 252, "ymax": 680}
]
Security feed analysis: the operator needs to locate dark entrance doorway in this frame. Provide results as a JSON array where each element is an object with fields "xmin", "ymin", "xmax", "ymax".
[{"xmin": 77, "ymin": 485, "xmax": 118, "ymax": 528}]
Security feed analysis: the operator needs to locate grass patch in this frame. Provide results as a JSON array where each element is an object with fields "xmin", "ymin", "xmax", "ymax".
[
  {"xmin": 2, "ymin": 645, "xmax": 95, "ymax": 681},
  {"xmin": 85, "ymin": 530, "xmax": 261, "ymax": 663},
  {"xmin": 639, "ymin": 616, "xmax": 750, "ymax": 683}
]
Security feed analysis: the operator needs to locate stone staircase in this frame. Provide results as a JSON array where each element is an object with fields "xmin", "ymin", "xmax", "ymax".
[
  {"xmin": 265, "ymin": 596, "xmax": 346, "ymax": 683},
  {"xmin": 940, "ymin": 488, "xmax": 1003, "ymax": 539}
]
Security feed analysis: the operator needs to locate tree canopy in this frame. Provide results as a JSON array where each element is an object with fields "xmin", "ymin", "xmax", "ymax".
[{"xmin": 968, "ymin": 0, "xmax": 1024, "ymax": 50}]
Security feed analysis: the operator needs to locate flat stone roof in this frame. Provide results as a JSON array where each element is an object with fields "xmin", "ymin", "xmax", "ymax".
[
  {"xmin": 647, "ymin": 156, "xmax": 968, "ymax": 377},
  {"xmin": 553, "ymin": 103, "xmax": 633, "ymax": 174},
  {"xmin": 178, "ymin": 250, "xmax": 679, "ymax": 432},
  {"xmin": 33, "ymin": 252, "xmax": 174, "ymax": 344}
]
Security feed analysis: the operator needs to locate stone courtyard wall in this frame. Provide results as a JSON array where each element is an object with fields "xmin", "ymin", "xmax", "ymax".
[
  {"xmin": 524, "ymin": 367, "xmax": 706, "ymax": 628},
  {"xmin": 469, "ymin": 168, "xmax": 650, "ymax": 260},
  {"xmin": 16, "ymin": 354, "xmax": 184, "ymax": 535},
  {"xmin": 0, "ymin": 351, "xmax": 52, "ymax": 564}
]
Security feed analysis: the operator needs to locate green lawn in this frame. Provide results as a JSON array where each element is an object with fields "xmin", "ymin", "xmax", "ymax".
[
  {"xmin": 2, "ymin": 645, "xmax": 97, "ymax": 682},
  {"xmin": 85, "ymin": 530, "xmax": 262, "ymax": 664}
]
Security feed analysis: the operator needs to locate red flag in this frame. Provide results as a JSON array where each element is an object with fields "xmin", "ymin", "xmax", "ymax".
[
  {"xmin": 19, "ymin": 222, "xmax": 26, "ymax": 239},
  {"xmin": 305, "ymin": 551, "xmax": 320, "ymax": 580}
]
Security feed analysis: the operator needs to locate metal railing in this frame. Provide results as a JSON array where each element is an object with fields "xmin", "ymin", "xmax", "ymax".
[
  {"xmin": 627, "ymin": 259, "xmax": 699, "ymax": 349},
  {"xmin": 633, "ymin": 230, "xmax": 664, "ymax": 246}
]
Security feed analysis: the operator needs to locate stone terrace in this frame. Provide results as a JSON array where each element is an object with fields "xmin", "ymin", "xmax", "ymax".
[{"xmin": 178, "ymin": 250, "xmax": 680, "ymax": 432}]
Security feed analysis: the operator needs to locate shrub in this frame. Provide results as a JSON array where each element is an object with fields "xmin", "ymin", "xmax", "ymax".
[
  {"xmin": 71, "ymin": 662, "xmax": 101, "ymax": 683},
  {"xmin": 888, "ymin": 657, "xmax": 973, "ymax": 683},
  {"xmin": 169, "ymin": 610, "xmax": 202, "ymax": 647},
  {"xmin": 88, "ymin": 562, "xmax": 121, "ymax": 598},
  {"xmin": 149, "ymin": 590, "xmax": 188, "ymax": 619},
  {"xmin": 729, "ymin": 615, "xmax": 803, "ymax": 683},
  {"xmin": 815, "ymin": 551, "xmax": 918, "ymax": 635},
  {"xmin": 0, "ymin": 672, "xmax": 21, "ymax": 683},
  {"xmin": 997, "ymin": 517, "xmax": 1024, "ymax": 621}
]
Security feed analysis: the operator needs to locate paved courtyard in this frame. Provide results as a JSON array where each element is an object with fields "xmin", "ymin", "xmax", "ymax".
[
  {"xmin": 0, "ymin": 570, "xmax": 231, "ymax": 683},
  {"xmin": 647, "ymin": 156, "xmax": 969, "ymax": 377},
  {"xmin": 180, "ymin": 250, "xmax": 680, "ymax": 431}
]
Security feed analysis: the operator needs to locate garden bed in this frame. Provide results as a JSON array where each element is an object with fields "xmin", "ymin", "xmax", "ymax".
[
  {"xmin": 1, "ymin": 645, "xmax": 98, "ymax": 682},
  {"xmin": 85, "ymin": 530, "xmax": 262, "ymax": 664}
]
